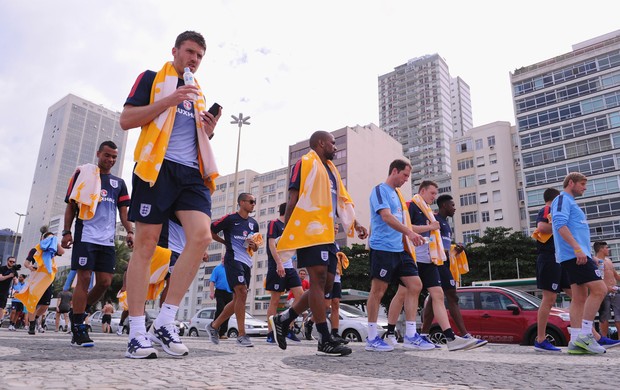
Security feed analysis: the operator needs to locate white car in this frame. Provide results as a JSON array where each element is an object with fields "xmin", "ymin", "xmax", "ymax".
[
  {"xmin": 188, "ymin": 307, "xmax": 269, "ymax": 338},
  {"xmin": 306, "ymin": 303, "xmax": 388, "ymax": 342},
  {"xmin": 44, "ymin": 311, "xmax": 69, "ymax": 332},
  {"xmin": 88, "ymin": 310, "xmax": 122, "ymax": 333}
]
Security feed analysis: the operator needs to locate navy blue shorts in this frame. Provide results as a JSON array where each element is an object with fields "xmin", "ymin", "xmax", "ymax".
[
  {"xmin": 561, "ymin": 258, "xmax": 603, "ymax": 285},
  {"xmin": 224, "ymin": 260, "xmax": 252, "ymax": 288},
  {"xmin": 369, "ymin": 249, "xmax": 418, "ymax": 284},
  {"xmin": 129, "ymin": 159, "xmax": 212, "ymax": 224},
  {"xmin": 265, "ymin": 267, "xmax": 302, "ymax": 292},
  {"xmin": 437, "ymin": 260, "xmax": 456, "ymax": 291},
  {"xmin": 11, "ymin": 301, "xmax": 24, "ymax": 312},
  {"xmin": 417, "ymin": 262, "xmax": 442, "ymax": 289},
  {"xmin": 536, "ymin": 253, "xmax": 571, "ymax": 292},
  {"xmin": 325, "ymin": 282, "xmax": 342, "ymax": 299},
  {"xmin": 71, "ymin": 241, "xmax": 116, "ymax": 274},
  {"xmin": 297, "ymin": 244, "xmax": 338, "ymax": 275},
  {"xmin": 38, "ymin": 285, "xmax": 53, "ymax": 306},
  {"xmin": 165, "ymin": 251, "xmax": 180, "ymax": 280}
]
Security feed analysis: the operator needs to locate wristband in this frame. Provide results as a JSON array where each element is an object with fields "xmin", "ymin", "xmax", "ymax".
[
  {"xmin": 62, "ymin": 230, "xmax": 72, "ymax": 236},
  {"xmin": 574, "ymin": 248, "xmax": 582, "ymax": 253}
]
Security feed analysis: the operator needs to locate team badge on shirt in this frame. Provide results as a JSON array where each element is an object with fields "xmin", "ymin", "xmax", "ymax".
[
  {"xmin": 140, "ymin": 203, "xmax": 151, "ymax": 217},
  {"xmin": 238, "ymin": 275, "xmax": 245, "ymax": 283},
  {"xmin": 248, "ymin": 222, "xmax": 254, "ymax": 231},
  {"xmin": 109, "ymin": 179, "xmax": 118, "ymax": 188},
  {"xmin": 183, "ymin": 100, "xmax": 192, "ymax": 111}
]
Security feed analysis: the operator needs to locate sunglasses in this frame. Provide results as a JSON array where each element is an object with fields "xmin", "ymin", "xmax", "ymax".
[{"xmin": 242, "ymin": 199, "xmax": 256, "ymax": 204}]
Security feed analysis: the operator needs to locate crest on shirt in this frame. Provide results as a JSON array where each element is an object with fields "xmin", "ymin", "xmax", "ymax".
[
  {"xmin": 183, "ymin": 100, "xmax": 192, "ymax": 111},
  {"xmin": 140, "ymin": 203, "xmax": 151, "ymax": 217},
  {"xmin": 274, "ymin": 284, "xmax": 279, "ymax": 290},
  {"xmin": 238, "ymin": 275, "xmax": 245, "ymax": 283},
  {"xmin": 321, "ymin": 251, "xmax": 329, "ymax": 262},
  {"xmin": 248, "ymin": 222, "xmax": 254, "ymax": 230},
  {"xmin": 450, "ymin": 280, "xmax": 456, "ymax": 287},
  {"xmin": 78, "ymin": 257, "xmax": 88, "ymax": 266},
  {"xmin": 101, "ymin": 189, "xmax": 108, "ymax": 197},
  {"xmin": 109, "ymin": 179, "xmax": 118, "ymax": 189},
  {"xmin": 379, "ymin": 269, "xmax": 387, "ymax": 278}
]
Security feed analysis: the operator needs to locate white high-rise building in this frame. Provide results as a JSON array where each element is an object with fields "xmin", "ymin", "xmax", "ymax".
[{"xmin": 18, "ymin": 94, "xmax": 127, "ymax": 265}]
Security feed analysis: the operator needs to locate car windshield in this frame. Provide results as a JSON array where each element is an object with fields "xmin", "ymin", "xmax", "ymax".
[
  {"xmin": 505, "ymin": 289, "xmax": 540, "ymax": 310},
  {"xmin": 339, "ymin": 304, "xmax": 366, "ymax": 318}
]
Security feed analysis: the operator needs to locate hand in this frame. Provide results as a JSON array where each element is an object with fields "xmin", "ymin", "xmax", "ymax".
[
  {"xmin": 277, "ymin": 263, "xmax": 285, "ymax": 278},
  {"xmin": 126, "ymin": 232, "xmax": 134, "ymax": 249},
  {"xmin": 61, "ymin": 234, "xmax": 73, "ymax": 249},
  {"xmin": 355, "ymin": 223, "xmax": 368, "ymax": 239},
  {"xmin": 454, "ymin": 244, "xmax": 465, "ymax": 254},
  {"xmin": 575, "ymin": 250, "xmax": 587, "ymax": 265},
  {"xmin": 428, "ymin": 220, "xmax": 440, "ymax": 231},
  {"xmin": 209, "ymin": 292, "xmax": 215, "ymax": 300},
  {"xmin": 168, "ymin": 85, "xmax": 200, "ymax": 106},
  {"xmin": 200, "ymin": 106, "xmax": 221, "ymax": 138},
  {"xmin": 408, "ymin": 231, "xmax": 425, "ymax": 246},
  {"xmin": 248, "ymin": 241, "xmax": 258, "ymax": 251}
]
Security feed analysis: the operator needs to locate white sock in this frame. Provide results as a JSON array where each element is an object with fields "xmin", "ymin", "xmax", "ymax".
[
  {"xmin": 568, "ymin": 327, "xmax": 580, "ymax": 342},
  {"xmin": 367, "ymin": 322, "xmax": 377, "ymax": 340},
  {"xmin": 580, "ymin": 320, "xmax": 593, "ymax": 336},
  {"xmin": 405, "ymin": 321, "xmax": 417, "ymax": 338},
  {"xmin": 155, "ymin": 303, "xmax": 179, "ymax": 328},
  {"xmin": 128, "ymin": 316, "xmax": 146, "ymax": 339}
]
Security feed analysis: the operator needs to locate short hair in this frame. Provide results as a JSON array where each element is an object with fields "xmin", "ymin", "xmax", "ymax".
[
  {"xmin": 563, "ymin": 172, "xmax": 587, "ymax": 188},
  {"xmin": 593, "ymin": 241, "xmax": 608, "ymax": 253},
  {"xmin": 543, "ymin": 188, "xmax": 561, "ymax": 203},
  {"xmin": 418, "ymin": 180, "xmax": 438, "ymax": 192},
  {"xmin": 309, "ymin": 131, "xmax": 331, "ymax": 149},
  {"xmin": 388, "ymin": 159, "xmax": 411, "ymax": 175},
  {"xmin": 237, "ymin": 192, "xmax": 252, "ymax": 205},
  {"xmin": 278, "ymin": 202, "xmax": 286, "ymax": 216},
  {"xmin": 98, "ymin": 140, "xmax": 117, "ymax": 151},
  {"xmin": 175, "ymin": 31, "xmax": 206, "ymax": 51},
  {"xmin": 42, "ymin": 232, "xmax": 54, "ymax": 239},
  {"xmin": 436, "ymin": 194, "xmax": 453, "ymax": 209},
  {"xmin": 6, "ymin": 256, "xmax": 16, "ymax": 262},
  {"xmin": 19, "ymin": 274, "xmax": 27, "ymax": 278}
]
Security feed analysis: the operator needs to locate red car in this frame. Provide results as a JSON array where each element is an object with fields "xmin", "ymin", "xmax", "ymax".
[{"xmin": 427, "ymin": 286, "xmax": 570, "ymax": 346}]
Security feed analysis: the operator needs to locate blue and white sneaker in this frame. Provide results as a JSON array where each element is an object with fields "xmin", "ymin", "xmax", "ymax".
[
  {"xmin": 463, "ymin": 333, "xmax": 488, "ymax": 349},
  {"xmin": 125, "ymin": 333, "xmax": 158, "ymax": 359},
  {"xmin": 266, "ymin": 332, "xmax": 276, "ymax": 344},
  {"xmin": 403, "ymin": 334, "xmax": 436, "ymax": 350},
  {"xmin": 148, "ymin": 323, "xmax": 189, "ymax": 356},
  {"xmin": 534, "ymin": 338, "xmax": 561, "ymax": 353},
  {"xmin": 287, "ymin": 330, "xmax": 301, "ymax": 343},
  {"xmin": 420, "ymin": 334, "xmax": 441, "ymax": 349},
  {"xmin": 365, "ymin": 335, "xmax": 394, "ymax": 352},
  {"xmin": 597, "ymin": 336, "xmax": 620, "ymax": 349}
]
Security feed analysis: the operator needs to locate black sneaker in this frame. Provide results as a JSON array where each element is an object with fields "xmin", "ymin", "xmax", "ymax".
[
  {"xmin": 317, "ymin": 339, "xmax": 352, "ymax": 356},
  {"xmin": 71, "ymin": 324, "xmax": 94, "ymax": 347},
  {"xmin": 332, "ymin": 334, "xmax": 349, "ymax": 345},
  {"xmin": 304, "ymin": 321, "xmax": 314, "ymax": 341},
  {"xmin": 268, "ymin": 314, "xmax": 287, "ymax": 350},
  {"xmin": 28, "ymin": 323, "xmax": 35, "ymax": 335}
]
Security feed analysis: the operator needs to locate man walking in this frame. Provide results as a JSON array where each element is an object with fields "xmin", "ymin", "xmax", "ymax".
[
  {"xmin": 593, "ymin": 241, "xmax": 620, "ymax": 339},
  {"xmin": 209, "ymin": 259, "xmax": 232, "ymax": 339}
]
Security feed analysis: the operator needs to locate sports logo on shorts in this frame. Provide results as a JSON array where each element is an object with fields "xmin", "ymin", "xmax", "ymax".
[
  {"xmin": 140, "ymin": 203, "xmax": 151, "ymax": 217},
  {"xmin": 321, "ymin": 251, "xmax": 329, "ymax": 262},
  {"xmin": 109, "ymin": 179, "xmax": 118, "ymax": 188},
  {"xmin": 450, "ymin": 280, "xmax": 456, "ymax": 287},
  {"xmin": 379, "ymin": 269, "xmax": 387, "ymax": 277},
  {"xmin": 78, "ymin": 257, "xmax": 88, "ymax": 266},
  {"xmin": 238, "ymin": 275, "xmax": 245, "ymax": 283},
  {"xmin": 274, "ymin": 284, "xmax": 279, "ymax": 290},
  {"xmin": 595, "ymin": 269, "xmax": 602, "ymax": 278},
  {"xmin": 552, "ymin": 283, "xmax": 558, "ymax": 291}
]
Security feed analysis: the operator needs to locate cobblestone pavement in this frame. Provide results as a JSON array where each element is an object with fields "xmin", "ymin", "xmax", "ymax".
[{"xmin": 0, "ymin": 328, "xmax": 617, "ymax": 389}]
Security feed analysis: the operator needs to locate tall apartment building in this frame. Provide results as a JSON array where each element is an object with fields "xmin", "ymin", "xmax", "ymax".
[
  {"xmin": 510, "ymin": 30, "xmax": 620, "ymax": 257},
  {"xmin": 378, "ymin": 54, "xmax": 473, "ymax": 195},
  {"xmin": 18, "ymin": 94, "xmax": 128, "ymax": 266},
  {"xmin": 451, "ymin": 122, "xmax": 525, "ymax": 243}
]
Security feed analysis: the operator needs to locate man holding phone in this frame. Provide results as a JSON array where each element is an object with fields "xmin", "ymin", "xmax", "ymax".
[{"xmin": 120, "ymin": 30, "xmax": 221, "ymax": 359}]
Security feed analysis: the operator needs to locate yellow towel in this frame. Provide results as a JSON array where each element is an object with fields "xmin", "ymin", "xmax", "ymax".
[
  {"xmin": 14, "ymin": 245, "xmax": 57, "ymax": 313},
  {"xmin": 277, "ymin": 150, "xmax": 356, "ymax": 260},
  {"xmin": 117, "ymin": 290, "xmax": 129, "ymax": 311},
  {"xmin": 410, "ymin": 194, "xmax": 445, "ymax": 265},
  {"xmin": 246, "ymin": 233, "xmax": 264, "ymax": 257},
  {"xmin": 146, "ymin": 246, "xmax": 172, "ymax": 300},
  {"xmin": 132, "ymin": 62, "xmax": 219, "ymax": 192},
  {"xmin": 531, "ymin": 206, "xmax": 553, "ymax": 243},
  {"xmin": 396, "ymin": 188, "xmax": 417, "ymax": 262},
  {"xmin": 449, "ymin": 244, "xmax": 469, "ymax": 285},
  {"xmin": 336, "ymin": 252, "xmax": 349, "ymax": 276},
  {"xmin": 68, "ymin": 164, "xmax": 101, "ymax": 220}
]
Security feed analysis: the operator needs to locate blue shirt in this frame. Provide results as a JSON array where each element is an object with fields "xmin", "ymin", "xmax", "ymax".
[
  {"xmin": 551, "ymin": 191, "xmax": 590, "ymax": 262},
  {"xmin": 436, "ymin": 213, "xmax": 452, "ymax": 249},
  {"xmin": 210, "ymin": 264, "xmax": 231, "ymax": 293},
  {"xmin": 369, "ymin": 183, "xmax": 405, "ymax": 252},
  {"xmin": 211, "ymin": 212, "xmax": 260, "ymax": 267}
]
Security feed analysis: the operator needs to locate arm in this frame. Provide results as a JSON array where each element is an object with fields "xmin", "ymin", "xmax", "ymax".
[
  {"xmin": 209, "ymin": 281, "xmax": 216, "ymax": 300},
  {"xmin": 212, "ymin": 233, "xmax": 226, "ymax": 245},
  {"xmin": 118, "ymin": 206, "xmax": 134, "ymax": 249},
  {"xmin": 353, "ymin": 220, "xmax": 368, "ymax": 240},
  {"xmin": 0, "ymin": 272, "xmax": 14, "ymax": 282},
  {"xmin": 536, "ymin": 220, "xmax": 552, "ymax": 234},
  {"xmin": 56, "ymin": 242, "xmax": 65, "ymax": 256},
  {"xmin": 269, "ymin": 237, "xmax": 286, "ymax": 277},
  {"xmin": 557, "ymin": 226, "xmax": 587, "ymax": 264},
  {"xmin": 61, "ymin": 202, "xmax": 77, "ymax": 249},
  {"xmin": 283, "ymin": 189, "xmax": 299, "ymax": 226},
  {"xmin": 410, "ymin": 221, "xmax": 440, "ymax": 234},
  {"xmin": 378, "ymin": 209, "xmax": 424, "ymax": 246}
]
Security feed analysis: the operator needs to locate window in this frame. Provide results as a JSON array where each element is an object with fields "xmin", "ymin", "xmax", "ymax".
[
  {"xmin": 461, "ymin": 211, "xmax": 478, "ymax": 225},
  {"xmin": 491, "ymin": 171, "xmax": 499, "ymax": 182},
  {"xmin": 487, "ymin": 135, "xmax": 496, "ymax": 147},
  {"xmin": 268, "ymin": 207, "xmax": 275, "ymax": 214},
  {"xmin": 460, "ymin": 193, "xmax": 477, "ymax": 206},
  {"xmin": 459, "ymin": 175, "xmax": 475, "ymax": 188},
  {"xmin": 480, "ymin": 192, "xmax": 488, "ymax": 203},
  {"xmin": 475, "ymin": 139, "xmax": 483, "ymax": 150},
  {"xmin": 478, "ymin": 174, "xmax": 486, "ymax": 185},
  {"xmin": 457, "ymin": 158, "xmax": 474, "ymax": 171},
  {"xmin": 481, "ymin": 211, "xmax": 490, "ymax": 222},
  {"xmin": 457, "ymin": 291, "xmax": 476, "ymax": 310},
  {"xmin": 462, "ymin": 229, "xmax": 480, "ymax": 244},
  {"xmin": 476, "ymin": 156, "xmax": 485, "ymax": 167},
  {"xmin": 493, "ymin": 190, "xmax": 501, "ymax": 202},
  {"xmin": 494, "ymin": 209, "xmax": 504, "ymax": 220},
  {"xmin": 254, "ymin": 303, "xmax": 261, "ymax": 310},
  {"xmin": 259, "ymin": 209, "xmax": 266, "ymax": 216},
  {"xmin": 489, "ymin": 153, "xmax": 497, "ymax": 165},
  {"xmin": 480, "ymin": 292, "xmax": 512, "ymax": 310},
  {"xmin": 256, "ymin": 274, "xmax": 263, "ymax": 282},
  {"xmin": 277, "ymin": 179, "xmax": 286, "ymax": 188}
]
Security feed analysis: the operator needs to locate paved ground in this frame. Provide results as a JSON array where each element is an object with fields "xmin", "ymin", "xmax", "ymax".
[{"xmin": 0, "ymin": 328, "xmax": 617, "ymax": 389}]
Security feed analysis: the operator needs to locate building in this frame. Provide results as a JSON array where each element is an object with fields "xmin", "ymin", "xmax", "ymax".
[
  {"xmin": 510, "ymin": 30, "xmax": 620, "ymax": 258},
  {"xmin": 18, "ymin": 94, "xmax": 128, "ymax": 266},
  {"xmin": 378, "ymin": 54, "xmax": 473, "ymax": 195},
  {"xmin": 0, "ymin": 229, "xmax": 21, "ymax": 265},
  {"xmin": 451, "ymin": 121, "xmax": 525, "ymax": 243}
]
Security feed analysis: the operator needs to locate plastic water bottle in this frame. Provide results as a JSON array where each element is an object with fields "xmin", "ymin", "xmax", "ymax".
[{"xmin": 183, "ymin": 67, "xmax": 197, "ymax": 100}]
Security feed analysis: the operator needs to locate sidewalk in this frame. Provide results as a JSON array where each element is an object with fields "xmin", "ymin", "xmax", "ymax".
[{"xmin": 0, "ymin": 328, "xmax": 616, "ymax": 389}]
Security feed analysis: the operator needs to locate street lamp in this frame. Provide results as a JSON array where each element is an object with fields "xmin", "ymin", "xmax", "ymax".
[
  {"xmin": 12, "ymin": 212, "xmax": 27, "ymax": 257},
  {"xmin": 230, "ymin": 113, "xmax": 251, "ymax": 203}
]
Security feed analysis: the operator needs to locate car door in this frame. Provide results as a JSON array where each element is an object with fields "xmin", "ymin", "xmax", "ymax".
[
  {"xmin": 478, "ymin": 291, "xmax": 527, "ymax": 343},
  {"xmin": 90, "ymin": 311, "xmax": 102, "ymax": 332},
  {"xmin": 454, "ymin": 290, "xmax": 483, "ymax": 336},
  {"xmin": 196, "ymin": 309, "xmax": 214, "ymax": 337}
]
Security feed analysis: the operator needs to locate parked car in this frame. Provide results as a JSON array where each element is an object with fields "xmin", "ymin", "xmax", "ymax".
[
  {"xmin": 118, "ymin": 309, "xmax": 186, "ymax": 336},
  {"xmin": 427, "ymin": 286, "xmax": 570, "ymax": 346},
  {"xmin": 188, "ymin": 307, "xmax": 269, "ymax": 338},
  {"xmin": 304, "ymin": 303, "xmax": 388, "ymax": 342},
  {"xmin": 88, "ymin": 310, "xmax": 122, "ymax": 333},
  {"xmin": 44, "ymin": 311, "xmax": 69, "ymax": 332}
]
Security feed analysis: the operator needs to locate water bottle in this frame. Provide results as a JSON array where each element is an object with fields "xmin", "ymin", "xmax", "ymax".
[{"xmin": 183, "ymin": 67, "xmax": 197, "ymax": 100}]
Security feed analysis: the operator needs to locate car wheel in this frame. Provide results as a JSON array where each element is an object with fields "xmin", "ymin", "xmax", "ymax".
[
  {"xmin": 227, "ymin": 328, "xmax": 239, "ymax": 338},
  {"xmin": 342, "ymin": 329, "xmax": 361, "ymax": 342},
  {"xmin": 189, "ymin": 328, "xmax": 199, "ymax": 337},
  {"xmin": 428, "ymin": 326, "xmax": 447, "ymax": 345},
  {"xmin": 178, "ymin": 327, "xmax": 184, "ymax": 337},
  {"xmin": 529, "ymin": 328, "xmax": 563, "ymax": 346}
]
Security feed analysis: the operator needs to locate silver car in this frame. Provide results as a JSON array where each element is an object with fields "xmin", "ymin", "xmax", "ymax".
[
  {"xmin": 188, "ymin": 307, "xmax": 269, "ymax": 338},
  {"xmin": 88, "ymin": 310, "xmax": 121, "ymax": 333}
]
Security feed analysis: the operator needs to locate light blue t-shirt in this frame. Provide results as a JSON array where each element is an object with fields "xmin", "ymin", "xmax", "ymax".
[
  {"xmin": 369, "ymin": 183, "xmax": 405, "ymax": 252},
  {"xmin": 551, "ymin": 191, "xmax": 591, "ymax": 262},
  {"xmin": 165, "ymin": 99, "xmax": 199, "ymax": 168}
]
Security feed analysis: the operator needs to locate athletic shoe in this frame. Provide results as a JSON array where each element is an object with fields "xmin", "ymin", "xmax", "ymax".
[
  {"xmin": 403, "ymin": 334, "xmax": 436, "ymax": 351},
  {"xmin": 8, "ymin": 325, "xmax": 15, "ymax": 331},
  {"xmin": 125, "ymin": 333, "xmax": 158, "ymax": 359},
  {"xmin": 37, "ymin": 324, "xmax": 45, "ymax": 333},
  {"xmin": 206, "ymin": 322, "xmax": 220, "ymax": 345},
  {"xmin": 574, "ymin": 334, "xmax": 606, "ymax": 354},
  {"xmin": 447, "ymin": 335, "xmax": 478, "ymax": 351},
  {"xmin": 463, "ymin": 333, "xmax": 488, "ymax": 349},
  {"xmin": 148, "ymin": 322, "xmax": 189, "ymax": 356},
  {"xmin": 597, "ymin": 336, "xmax": 620, "ymax": 349},
  {"xmin": 266, "ymin": 332, "xmax": 276, "ymax": 344},
  {"xmin": 269, "ymin": 315, "xmax": 287, "ymax": 350},
  {"xmin": 318, "ymin": 339, "xmax": 353, "ymax": 356},
  {"xmin": 237, "ymin": 335, "xmax": 254, "ymax": 347},
  {"xmin": 116, "ymin": 326, "xmax": 123, "ymax": 336},
  {"xmin": 567, "ymin": 341, "xmax": 590, "ymax": 355},
  {"xmin": 287, "ymin": 330, "xmax": 301, "ymax": 343},
  {"xmin": 304, "ymin": 321, "xmax": 314, "ymax": 341},
  {"xmin": 386, "ymin": 334, "xmax": 398, "ymax": 346},
  {"xmin": 365, "ymin": 336, "xmax": 394, "ymax": 352},
  {"xmin": 534, "ymin": 339, "xmax": 561, "ymax": 353},
  {"xmin": 332, "ymin": 334, "xmax": 349, "ymax": 345},
  {"xmin": 71, "ymin": 324, "xmax": 94, "ymax": 347},
  {"xmin": 420, "ymin": 334, "xmax": 442, "ymax": 349}
]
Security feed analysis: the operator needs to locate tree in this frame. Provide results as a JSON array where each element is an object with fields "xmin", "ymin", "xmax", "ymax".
[{"xmin": 461, "ymin": 227, "xmax": 537, "ymax": 285}]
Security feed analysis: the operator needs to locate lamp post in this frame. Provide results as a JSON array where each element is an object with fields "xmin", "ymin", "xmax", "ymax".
[
  {"xmin": 12, "ymin": 212, "xmax": 27, "ymax": 257},
  {"xmin": 230, "ymin": 113, "xmax": 251, "ymax": 203}
]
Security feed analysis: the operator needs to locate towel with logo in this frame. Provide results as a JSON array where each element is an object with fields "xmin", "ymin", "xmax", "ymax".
[
  {"xmin": 14, "ymin": 238, "xmax": 58, "ymax": 313},
  {"xmin": 410, "ymin": 194, "xmax": 445, "ymax": 265},
  {"xmin": 449, "ymin": 244, "xmax": 469, "ymax": 285},
  {"xmin": 68, "ymin": 164, "xmax": 101, "ymax": 220}
]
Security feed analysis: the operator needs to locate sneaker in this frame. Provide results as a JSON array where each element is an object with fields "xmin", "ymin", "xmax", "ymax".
[
  {"xmin": 125, "ymin": 333, "xmax": 158, "ymax": 359},
  {"xmin": 403, "ymin": 334, "xmax": 436, "ymax": 351},
  {"xmin": 304, "ymin": 321, "xmax": 314, "ymax": 341},
  {"xmin": 574, "ymin": 334, "xmax": 606, "ymax": 354},
  {"xmin": 597, "ymin": 336, "xmax": 620, "ymax": 350},
  {"xmin": 386, "ymin": 334, "xmax": 398, "ymax": 346},
  {"xmin": 332, "ymin": 334, "xmax": 349, "ymax": 345},
  {"xmin": 116, "ymin": 326, "xmax": 123, "ymax": 336},
  {"xmin": 463, "ymin": 333, "xmax": 488, "ymax": 349},
  {"xmin": 71, "ymin": 324, "xmax": 94, "ymax": 347},
  {"xmin": 447, "ymin": 335, "xmax": 478, "ymax": 351},
  {"xmin": 8, "ymin": 325, "xmax": 15, "ymax": 331},
  {"xmin": 534, "ymin": 338, "xmax": 561, "ymax": 353},
  {"xmin": 266, "ymin": 333, "xmax": 276, "ymax": 344},
  {"xmin": 287, "ymin": 330, "xmax": 301, "ymax": 343},
  {"xmin": 268, "ymin": 315, "xmax": 287, "ymax": 350},
  {"xmin": 365, "ymin": 335, "xmax": 394, "ymax": 352},
  {"xmin": 567, "ymin": 341, "xmax": 590, "ymax": 355},
  {"xmin": 37, "ymin": 324, "xmax": 45, "ymax": 333},
  {"xmin": 318, "ymin": 339, "xmax": 353, "ymax": 356},
  {"xmin": 237, "ymin": 335, "xmax": 254, "ymax": 347},
  {"xmin": 148, "ymin": 322, "xmax": 189, "ymax": 356},
  {"xmin": 420, "ymin": 334, "xmax": 442, "ymax": 349},
  {"xmin": 206, "ymin": 322, "xmax": 220, "ymax": 345}
]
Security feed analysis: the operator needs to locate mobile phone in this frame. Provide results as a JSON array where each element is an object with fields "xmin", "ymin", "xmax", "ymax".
[{"xmin": 208, "ymin": 103, "xmax": 222, "ymax": 117}]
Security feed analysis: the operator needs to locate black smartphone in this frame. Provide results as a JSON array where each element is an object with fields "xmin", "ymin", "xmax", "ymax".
[{"xmin": 208, "ymin": 103, "xmax": 222, "ymax": 117}]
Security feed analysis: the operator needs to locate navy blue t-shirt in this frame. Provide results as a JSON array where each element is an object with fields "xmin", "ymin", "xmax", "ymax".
[
  {"xmin": 289, "ymin": 159, "xmax": 338, "ymax": 216},
  {"xmin": 211, "ymin": 212, "xmax": 259, "ymax": 267},
  {"xmin": 436, "ymin": 213, "xmax": 453, "ymax": 250},
  {"xmin": 536, "ymin": 205, "xmax": 555, "ymax": 255},
  {"xmin": 266, "ymin": 219, "xmax": 284, "ymax": 269}
]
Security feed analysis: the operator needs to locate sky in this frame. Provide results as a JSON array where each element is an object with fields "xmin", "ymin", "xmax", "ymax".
[{"xmin": 1, "ymin": 0, "xmax": 619, "ymax": 234}]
